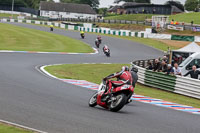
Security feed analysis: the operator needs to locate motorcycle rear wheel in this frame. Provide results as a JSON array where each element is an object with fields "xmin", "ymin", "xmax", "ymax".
[
  {"xmin": 109, "ymin": 93, "xmax": 126, "ymax": 112},
  {"xmin": 88, "ymin": 92, "xmax": 98, "ymax": 107}
]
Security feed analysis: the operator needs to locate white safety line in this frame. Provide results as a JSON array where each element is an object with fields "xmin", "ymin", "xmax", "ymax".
[{"xmin": 0, "ymin": 119, "xmax": 47, "ymax": 133}]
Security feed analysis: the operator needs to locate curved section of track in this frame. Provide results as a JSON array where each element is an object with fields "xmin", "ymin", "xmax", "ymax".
[{"xmin": 0, "ymin": 22, "xmax": 199, "ymax": 133}]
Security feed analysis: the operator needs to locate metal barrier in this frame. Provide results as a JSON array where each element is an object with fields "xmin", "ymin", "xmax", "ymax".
[{"xmin": 136, "ymin": 65, "xmax": 200, "ymax": 99}]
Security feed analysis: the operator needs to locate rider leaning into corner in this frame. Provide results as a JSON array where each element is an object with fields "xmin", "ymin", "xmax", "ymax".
[
  {"xmin": 103, "ymin": 45, "xmax": 109, "ymax": 52},
  {"xmin": 97, "ymin": 35, "xmax": 102, "ymax": 41},
  {"xmin": 103, "ymin": 66, "xmax": 133, "ymax": 102},
  {"xmin": 103, "ymin": 65, "xmax": 138, "ymax": 103}
]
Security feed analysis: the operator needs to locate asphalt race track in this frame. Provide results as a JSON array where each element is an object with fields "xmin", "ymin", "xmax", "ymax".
[{"xmin": 0, "ymin": 22, "xmax": 200, "ymax": 133}]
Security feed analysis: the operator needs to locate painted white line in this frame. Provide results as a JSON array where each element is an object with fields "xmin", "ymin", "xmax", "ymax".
[
  {"xmin": 37, "ymin": 63, "xmax": 111, "ymax": 80},
  {"xmin": 36, "ymin": 64, "xmax": 61, "ymax": 79},
  {"xmin": 0, "ymin": 119, "xmax": 47, "ymax": 133},
  {"xmin": 0, "ymin": 47, "xmax": 98, "ymax": 55}
]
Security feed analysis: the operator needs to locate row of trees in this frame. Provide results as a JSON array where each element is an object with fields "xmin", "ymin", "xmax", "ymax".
[
  {"xmin": 61, "ymin": 0, "xmax": 200, "ymax": 12},
  {"xmin": 0, "ymin": 0, "xmax": 199, "ymax": 11},
  {"xmin": 0, "ymin": 0, "xmax": 53, "ymax": 9},
  {"xmin": 185, "ymin": 0, "xmax": 200, "ymax": 11},
  {"xmin": 60, "ymin": 0, "xmax": 99, "ymax": 9}
]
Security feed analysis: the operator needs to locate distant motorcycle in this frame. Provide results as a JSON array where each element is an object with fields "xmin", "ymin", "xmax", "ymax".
[
  {"xmin": 50, "ymin": 27, "xmax": 53, "ymax": 31},
  {"xmin": 80, "ymin": 33, "xmax": 85, "ymax": 39},
  {"xmin": 103, "ymin": 45, "xmax": 110, "ymax": 57},
  {"xmin": 95, "ymin": 39, "xmax": 100, "ymax": 48},
  {"xmin": 50, "ymin": 25, "xmax": 53, "ymax": 31},
  {"xmin": 88, "ymin": 79, "xmax": 134, "ymax": 112}
]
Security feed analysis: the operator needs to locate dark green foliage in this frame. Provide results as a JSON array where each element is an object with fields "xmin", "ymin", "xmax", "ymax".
[
  {"xmin": 185, "ymin": 0, "xmax": 199, "ymax": 11},
  {"xmin": 114, "ymin": 0, "xmax": 151, "ymax": 3},
  {"xmin": 60, "ymin": 0, "xmax": 99, "ymax": 8}
]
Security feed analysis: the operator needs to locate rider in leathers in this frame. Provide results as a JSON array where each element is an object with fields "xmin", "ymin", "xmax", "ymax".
[{"xmin": 103, "ymin": 66, "xmax": 133, "ymax": 101}]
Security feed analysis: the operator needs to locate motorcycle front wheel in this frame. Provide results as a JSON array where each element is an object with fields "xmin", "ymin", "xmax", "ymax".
[
  {"xmin": 88, "ymin": 92, "xmax": 98, "ymax": 107},
  {"xmin": 109, "ymin": 93, "xmax": 126, "ymax": 112}
]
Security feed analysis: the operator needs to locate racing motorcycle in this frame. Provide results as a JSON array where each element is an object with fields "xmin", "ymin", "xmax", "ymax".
[
  {"xmin": 88, "ymin": 80, "xmax": 134, "ymax": 112},
  {"xmin": 103, "ymin": 48, "xmax": 110, "ymax": 57},
  {"xmin": 50, "ymin": 27, "xmax": 53, "ymax": 31},
  {"xmin": 80, "ymin": 33, "xmax": 85, "ymax": 39},
  {"xmin": 95, "ymin": 39, "xmax": 100, "ymax": 48}
]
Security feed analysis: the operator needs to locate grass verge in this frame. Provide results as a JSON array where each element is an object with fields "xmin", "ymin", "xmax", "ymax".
[
  {"xmin": 45, "ymin": 64, "xmax": 200, "ymax": 108},
  {"xmin": 104, "ymin": 14, "xmax": 154, "ymax": 21},
  {"xmin": 104, "ymin": 13, "xmax": 200, "ymax": 25},
  {"xmin": 0, "ymin": 23, "xmax": 93, "ymax": 53},
  {"xmin": 0, "ymin": 13, "xmax": 18, "ymax": 18},
  {"xmin": 0, "ymin": 122, "xmax": 32, "ymax": 133}
]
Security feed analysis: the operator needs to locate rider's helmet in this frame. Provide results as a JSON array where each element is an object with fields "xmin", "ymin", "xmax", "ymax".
[
  {"xmin": 131, "ymin": 66, "xmax": 138, "ymax": 73},
  {"xmin": 122, "ymin": 66, "xmax": 129, "ymax": 71},
  {"xmin": 104, "ymin": 45, "xmax": 108, "ymax": 48}
]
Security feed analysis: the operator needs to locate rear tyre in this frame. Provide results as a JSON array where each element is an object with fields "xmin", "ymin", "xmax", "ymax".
[
  {"xmin": 109, "ymin": 93, "xmax": 126, "ymax": 112},
  {"xmin": 89, "ymin": 92, "xmax": 98, "ymax": 107}
]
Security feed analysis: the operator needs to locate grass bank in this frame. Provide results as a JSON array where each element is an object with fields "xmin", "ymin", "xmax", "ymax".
[
  {"xmin": 45, "ymin": 64, "xmax": 200, "ymax": 108},
  {"xmin": 0, "ymin": 123, "xmax": 32, "ymax": 133},
  {"xmin": 169, "ymin": 12, "xmax": 200, "ymax": 25},
  {"xmin": 104, "ymin": 14, "xmax": 154, "ymax": 21},
  {"xmin": 104, "ymin": 13, "xmax": 200, "ymax": 25},
  {"xmin": 0, "ymin": 23, "xmax": 93, "ymax": 53},
  {"xmin": 0, "ymin": 13, "xmax": 18, "ymax": 18}
]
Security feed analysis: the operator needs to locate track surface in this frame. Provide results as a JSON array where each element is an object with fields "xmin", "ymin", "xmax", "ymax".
[{"xmin": 0, "ymin": 22, "xmax": 199, "ymax": 133}]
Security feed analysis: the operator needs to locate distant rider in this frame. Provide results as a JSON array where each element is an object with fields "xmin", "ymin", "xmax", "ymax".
[
  {"xmin": 50, "ymin": 25, "xmax": 53, "ymax": 31},
  {"xmin": 97, "ymin": 35, "xmax": 102, "ymax": 43},
  {"xmin": 103, "ymin": 45, "xmax": 109, "ymax": 53},
  {"xmin": 80, "ymin": 31, "xmax": 85, "ymax": 36}
]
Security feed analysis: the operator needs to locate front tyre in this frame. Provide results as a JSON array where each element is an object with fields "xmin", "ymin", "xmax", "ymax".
[
  {"xmin": 109, "ymin": 93, "xmax": 126, "ymax": 112},
  {"xmin": 88, "ymin": 92, "xmax": 98, "ymax": 107}
]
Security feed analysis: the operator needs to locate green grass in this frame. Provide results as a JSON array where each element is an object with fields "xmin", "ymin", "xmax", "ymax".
[
  {"xmin": 112, "ymin": 35, "xmax": 177, "ymax": 51},
  {"xmin": 0, "ymin": 13, "xmax": 18, "ymax": 18},
  {"xmin": 0, "ymin": 23, "xmax": 93, "ymax": 53},
  {"xmin": 169, "ymin": 12, "xmax": 200, "ymax": 25},
  {"xmin": 45, "ymin": 64, "xmax": 200, "ymax": 108},
  {"xmin": 0, "ymin": 123, "xmax": 32, "ymax": 133},
  {"xmin": 105, "ymin": 12, "xmax": 200, "ymax": 25},
  {"xmin": 104, "ymin": 14, "xmax": 154, "ymax": 21}
]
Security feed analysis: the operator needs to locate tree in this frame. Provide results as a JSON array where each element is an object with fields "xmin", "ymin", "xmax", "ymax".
[
  {"xmin": 185, "ymin": 0, "xmax": 199, "ymax": 11},
  {"xmin": 97, "ymin": 8, "xmax": 108, "ymax": 16},
  {"xmin": 114, "ymin": 0, "xmax": 150, "ymax": 3},
  {"xmin": 165, "ymin": 1, "xmax": 184, "ymax": 11},
  {"xmin": 0, "ymin": 0, "xmax": 50, "ymax": 9},
  {"xmin": 60, "ymin": 0, "xmax": 99, "ymax": 9}
]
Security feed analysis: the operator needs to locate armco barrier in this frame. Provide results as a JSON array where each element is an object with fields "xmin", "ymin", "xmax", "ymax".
[
  {"xmin": 144, "ymin": 70, "xmax": 176, "ymax": 92},
  {"xmin": 1, "ymin": 18, "xmax": 200, "ymax": 42},
  {"xmin": 175, "ymin": 76, "xmax": 200, "ymax": 99},
  {"xmin": 136, "ymin": 65, "xmax": 200, "ymax": 99}
]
